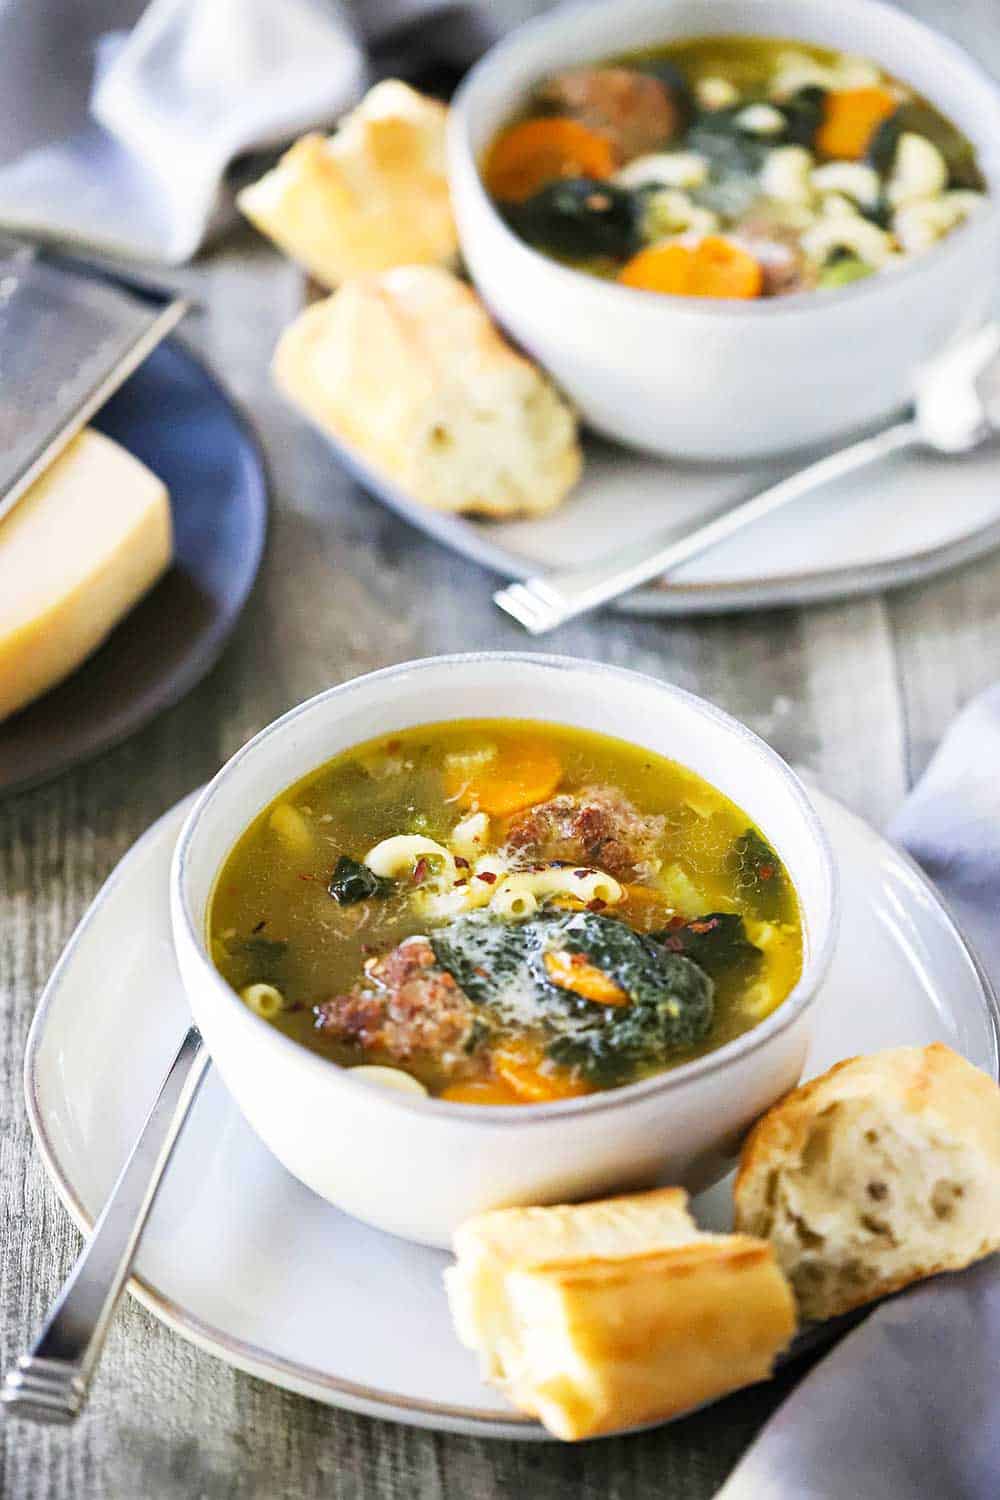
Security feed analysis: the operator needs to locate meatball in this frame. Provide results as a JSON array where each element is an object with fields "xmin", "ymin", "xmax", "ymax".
[
  {"xmin": 536, "ymin": 67, "xmax": 681, "ymax": 161},
  {"xmin": 504, "ymin": 785, "xmax": 665, "ymax": 882},
  {"xmin": 314, "ymin": 937, "xmax": 479, "ymax": 1063}
]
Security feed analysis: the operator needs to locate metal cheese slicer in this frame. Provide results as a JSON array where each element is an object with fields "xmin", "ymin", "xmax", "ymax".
[
  {"xmin": 495, "ymin": 322, "xmax": 1000, "ymax": 634},
  {"xmin": 0, "ymin": 238, "xmax": 189, "ymax": 523}
]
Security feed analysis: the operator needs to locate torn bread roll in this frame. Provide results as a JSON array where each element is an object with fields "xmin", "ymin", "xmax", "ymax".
[
  {"xmin": 445, "ymin": 1187, "xmax": 796, "ymax": 1440},
  {"xmin": 238, "ymin": 80, "xmax": 457, "ymax": 287},
  {"xmin": 734, "ymin": 1044, "xmax": 1000, "ymax": 1322},
  {"xmin": 273, "ymin": 266, "xmax": 582, "ymax": 518}
]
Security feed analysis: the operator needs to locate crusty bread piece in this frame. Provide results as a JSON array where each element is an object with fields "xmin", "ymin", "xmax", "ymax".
[
  {"xmin": 445, "ymin": 1187, "xmax": 796, "ymax": 1440},
  {"xmin": 237, "ymin": 80, "xmax": 457, "ymax": 287},
  {"xmin": 273, "ymin": 265, "xmax": 582, "ymax": 518},
  {"xmin": 734, "ymin": 1044, "xmax": 1000, "ymax": 1322}
]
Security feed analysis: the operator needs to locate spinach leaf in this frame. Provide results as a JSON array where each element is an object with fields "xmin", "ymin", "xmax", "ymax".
[
  {"xmin": 778, "ymin": 85, "xmax": 826, "ymax": 148},
  {"xmin": 328, "ymin": 856, "xmax": 392, "ymax": 905},
  {"xmin": 502, "ymin": 178, "xmax": 642, "ymax": 261},
  {"xmin": 430, "ymin": 915, "xmax": 534, "ymax": 1008},
  {"xmin": 653, "ymin": 912, "xmax": 762, "ymax": 979},
  {"xmin": 235, "ymin": 935, "xmax": 288, "ymax": 982},
  {"xmin": 431, "ymin": 909, "xmax": 714, "ymax": 1089},
  {"xmin": 725, "ymin": 829, "xmax": 788, "ymax": 919}
]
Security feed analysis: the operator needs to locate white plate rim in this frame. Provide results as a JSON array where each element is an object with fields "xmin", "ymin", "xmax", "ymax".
[
  {"xmin": 320, "ymin": 427, "xmax": 1000, "ymax": 617},
  {"xmin": 21, "ymin": 790, "xmax": 1000, "ymax": 1438}
]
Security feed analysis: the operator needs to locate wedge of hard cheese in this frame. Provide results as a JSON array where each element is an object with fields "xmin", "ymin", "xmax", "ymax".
[
  {"xmin": 0, "ymin": 429, "xmax": 172, "ymax": 721},
  {"xmin": 445, "ymin": 1187, "xmax": 796, "ymax": 1441}
]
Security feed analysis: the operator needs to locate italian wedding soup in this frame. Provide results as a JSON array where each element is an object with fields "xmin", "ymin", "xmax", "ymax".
[
  {"xmin": 483, "ymin": 36, "xmax": 986, "ymax": 297},
  {"xmin": 209, "ymin": 722, "xmax": 802, "ymax": 1104}
]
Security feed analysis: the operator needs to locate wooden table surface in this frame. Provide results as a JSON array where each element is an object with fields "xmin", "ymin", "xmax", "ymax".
[{"xmin": 3, "ymin": 3, "xmax": 999, "ymax": 1494}]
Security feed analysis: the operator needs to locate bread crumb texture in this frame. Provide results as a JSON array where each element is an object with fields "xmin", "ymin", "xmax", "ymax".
[
  {"xmin": 273, "ymin": 266, "xmax": 581, "ymax": 518},
  {"xmin": 238, "ymin": 80, "xmax": 458, "ymax": 286},
  {"xmin": 734, "ymin": 1044, "xmax": 1000, "ymax": 1321}
]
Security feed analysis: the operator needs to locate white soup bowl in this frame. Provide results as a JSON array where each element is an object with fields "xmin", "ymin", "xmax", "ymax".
[{"xmin": 171, "ymin": 655, "xmax": 838, "ymax": 1248}]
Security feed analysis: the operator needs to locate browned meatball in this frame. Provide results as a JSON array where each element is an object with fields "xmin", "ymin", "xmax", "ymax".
[
  {"xmin": 504, "ymin": 785, "xmax": 665, "ymax": 882},
  {"xmin": 314, "ymin": 938, "xmax": 479, "ymax": 1063},
  {"xmin": 536, "ymin": 67, "xmax": 681, "ymax": 161}
]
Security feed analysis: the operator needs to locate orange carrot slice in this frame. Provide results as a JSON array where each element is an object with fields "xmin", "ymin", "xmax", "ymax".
[
  {"xmin": 619, "ymin": 236, "xmax": 763, "ymax": 299},
  {"xmin": 483, "ymin": 117, "xmax": 616, "ymax": 202},
  {"xmin": 441, "ymin": 1078, "xmax": 523, "ymax": 1105},
  {"xmin": 816, "ymin": 87, "xmax": 897, "ymax": 160},
  {"xmin": 493, "ymin": 1042, "xmax": 590, "ymax": 1102},
  {"xmin": 543, "ymin": 949, "xmax": 629, "ymax": 1005},
  {"xmin": 445, "ymin": 738, "xmax": 562, "ymax": 816}
]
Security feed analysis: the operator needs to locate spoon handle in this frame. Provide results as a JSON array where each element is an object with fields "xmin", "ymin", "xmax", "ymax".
[
  {"xmin": 2, "ymin": 1026, "xmax": 208, "ymax": 1423},
  {"xmin": 494, "ymin": 418, "xmax": 920, "ymax": 634}
]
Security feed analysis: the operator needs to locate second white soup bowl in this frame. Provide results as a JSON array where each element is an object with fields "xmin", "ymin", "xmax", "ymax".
[
  {"xmin": 171, "ymin": 655, "xmax": 838, "ymax": 1248},
  {"xmin": 448, "ymin": 0, "xmax": 1000, "ymax": 459}
]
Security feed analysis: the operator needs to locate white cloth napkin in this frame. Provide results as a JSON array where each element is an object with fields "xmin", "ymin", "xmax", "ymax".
[
  {"xmin": 718, "ymin": 683, "xmax": 1000, "ymax": 1500},
  {"xmin": 0, "ymin": 0, "xmax": 516, "ymax": 265}
]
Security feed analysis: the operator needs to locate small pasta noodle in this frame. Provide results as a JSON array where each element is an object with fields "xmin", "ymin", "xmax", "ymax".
[{"xmin": 242, "ymin": 983, "xmax": 285, "ymax": 1019}]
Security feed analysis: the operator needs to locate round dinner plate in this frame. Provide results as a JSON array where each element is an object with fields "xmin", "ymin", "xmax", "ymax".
[
  {"xmin": 0, "ymin": 338, "xmax": 268, "ymax": 797},
  {"xmin": 24, "ymin": 788, "xmax": 999, "ymax": 1439},
  {"xmin": 317, "ymin": 424, "xmax": 1000, "ymax": 616}
]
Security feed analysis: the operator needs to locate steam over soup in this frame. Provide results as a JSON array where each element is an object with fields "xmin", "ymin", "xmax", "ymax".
[
  {"xmin": 484, "ymin": 36, "xmax": 987, "ymax": 297},
  {"xmin": 209, "ymin": 722, "xmax": 803, "ymax": 1103}
]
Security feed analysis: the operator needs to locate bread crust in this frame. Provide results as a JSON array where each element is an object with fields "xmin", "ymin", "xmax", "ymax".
[
  {"xmin": 446, "ymin": 1187, "xmax": 796, "ymax": 1440},
  {"xmin": 734, "ymin": 1044, "xmax": 1000, "ymax": 1320},
  {"xmin": 238, "ymin": 80, "xmax": 457, "ymax": 287},
  {"xmin": 273, "ymin": 266, "xmax": 581, "ymax": 518}
]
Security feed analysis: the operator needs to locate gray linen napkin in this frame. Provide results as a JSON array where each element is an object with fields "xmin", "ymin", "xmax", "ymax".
[
  {"xmin": 0, "ymin": 0, "xmax": 531, "ymax": 264},
  {"xmin": 718, "ymin": 683, "xmax": 1000, "ymax": 1500}
]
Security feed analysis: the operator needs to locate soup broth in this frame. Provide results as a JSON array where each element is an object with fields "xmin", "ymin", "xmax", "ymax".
[
  {"xmin": 210, "ymin": 721, "xmax": 803, "ymax": 1103},
  {"xmin": 484, "ymin": 35, "xmax": 986, "ymax": 297}
]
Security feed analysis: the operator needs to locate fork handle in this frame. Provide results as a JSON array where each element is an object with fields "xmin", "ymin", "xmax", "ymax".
[
  {"xmin": 494, "ymin": 418, "xmax": 920, "ymax": 633},
  {"xmin": 2, "ymin": 1026, "xmax": 208, "ymax": 1424}
]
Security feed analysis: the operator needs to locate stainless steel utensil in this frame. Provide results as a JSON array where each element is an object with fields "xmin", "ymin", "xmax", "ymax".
[
  {"xmin": 495, "ymin": 323, "xmax": 1000, "ymax": 634},
  {"xmin": 0, "ymin": 241, "xmax": 189, "ymax": 524},
  {"xmin": 1, "ymin": 1027, "xmax": 208, "ymax": 1424}
]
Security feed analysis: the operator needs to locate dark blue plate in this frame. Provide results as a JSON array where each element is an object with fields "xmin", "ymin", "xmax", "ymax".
[{"xmin": 0, "ymin": 337, "xmax": 268, "ymax": 795}]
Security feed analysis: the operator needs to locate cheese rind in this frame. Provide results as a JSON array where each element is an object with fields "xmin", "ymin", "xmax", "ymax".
[{"xmin": 0, "ymin": 429, "xmax": 172, "ymax": 721}]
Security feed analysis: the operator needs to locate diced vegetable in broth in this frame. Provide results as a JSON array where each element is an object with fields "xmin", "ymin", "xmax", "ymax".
[
  {"xmin": 209, "ymin": 720, "xmax": 803, "ymax": 1103},
  {"xmin": 483, "ymin": 35, "xmax": 986, "ymax": 297}
]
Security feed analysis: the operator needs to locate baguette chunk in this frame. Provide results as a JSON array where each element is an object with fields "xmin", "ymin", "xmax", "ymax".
[
  {"xmin": 273, "ymin": 266, "xmax": 581, "ymax": 519},
  {"xmin": 446, "ymin": 1188, "xmax": 796, "ymax": 1440},
  {"xmin": 734, "ymin": 1044, "xmax": 1000, "ymax": 1321},
  {"xmin": 238, "ymin": 81, "xmax": 457, "ymax": 287}
]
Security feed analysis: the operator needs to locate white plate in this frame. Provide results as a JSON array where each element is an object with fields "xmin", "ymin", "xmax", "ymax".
[
  {"xmin": 323, "ymin": 427, "xmax": 1000, "ymax": 616},
  {"xmin": 24, "ymin": 790, "xmax": 999, "ymax": 1439}
]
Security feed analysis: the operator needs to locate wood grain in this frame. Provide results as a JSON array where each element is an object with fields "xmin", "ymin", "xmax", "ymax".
[{"xmin": 2, "ymin": 2, "xmax": 999, "ymax": 1493}]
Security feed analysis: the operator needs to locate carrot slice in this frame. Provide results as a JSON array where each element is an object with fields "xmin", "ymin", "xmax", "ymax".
[
  {"xmin": 483, "ymin": 117, "xmax": 616, "ymax": 202},
  {"xmin": 816, "ymin": 87, "xmax": 897, "ymax": 160},
  {"xmin": 441, "ymin": 1078, "xmax": 523, "ymax": 1105},
  {"xmin": 445, "ymin": 738, "xmax": 562, "ymax": 816},
  {"xmin": 544, "ymin": 949, "xmax": 629, "ymax": 1005},
  {"xmin": 618, "ymin": 236, "xmax": 763, "ymax": 299},
  {"xmin": 493, "ymin": 1042, "xmax": 590, "ymax": 1101}
]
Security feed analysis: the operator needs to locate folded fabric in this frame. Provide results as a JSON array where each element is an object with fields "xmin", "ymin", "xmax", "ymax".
[
  {"xmin": 0, "ymin": 0, "xmax": 518, "ymax": 265},
  {"xmin": 717, "ymin": 682, "xmax": 1000, "ymax": 1500}
]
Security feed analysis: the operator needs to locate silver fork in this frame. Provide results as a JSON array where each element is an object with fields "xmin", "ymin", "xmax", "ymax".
[
  {"xmin": 495, "ymin": 323, "xmax": 1000, "ymax": 634},
  {"xmin": 2, "ymin": 1027, "xmax": 208, "ymax": 1423}
]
